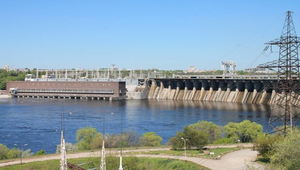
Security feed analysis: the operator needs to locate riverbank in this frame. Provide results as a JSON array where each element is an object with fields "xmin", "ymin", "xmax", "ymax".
[
  {"xmin": 0, "ymin": 94, "xmax": 10, "ymax": 98},
  {"xmin": 0, "ymin": 147, "xmax": 264, "ymax": 170}
]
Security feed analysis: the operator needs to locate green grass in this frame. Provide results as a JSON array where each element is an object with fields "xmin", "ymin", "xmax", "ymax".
[
  {"xmin": 142, "ymin": 147, "xmax": 238, "ymax": 159},
  {"xmin": 0, "ymin": 157, "xmax": 209, "ymax": 170},
  {"xmin": 204, "ymin": 148, "xmax": 238, "ymax": 159},
  {"xmin": 141, "ymin": 149, "xmax": 201, "ymax": 156}
]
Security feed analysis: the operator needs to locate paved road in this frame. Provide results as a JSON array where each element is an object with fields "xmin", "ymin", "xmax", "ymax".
[
  {"xmin": 0, "ymin": 148, "xmax": 264, "ymax": 170},
  {"xmin": 137, "ymin": 149, "xmax": 264, "ymax": 170}
]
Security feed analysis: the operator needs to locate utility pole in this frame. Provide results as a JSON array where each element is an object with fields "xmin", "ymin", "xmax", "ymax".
[{"xmin": 258, "ymin": 11, "xmax": 300, "ymax": 135}]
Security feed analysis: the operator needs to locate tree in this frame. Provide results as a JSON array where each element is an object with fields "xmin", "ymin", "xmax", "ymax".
[
  {"xmin": 76, "ymin": 127, "xmax": 99, "ymax": 150},
  {"xmin": 56, "ymin": 142, "xmax": 78, "ymax": 153},
  {"xmin": 254, "ymin": 134, "xmax": 282, "ymax": 161},
  {"xmin": 34, "ymin": 149, "xmax": 46, "ymax": 156},
  {"xmin": 270, "ymin": 129, "xmax": 300, "ymax": 169},
  {"xmin": 0, "ymin": 144, "xmax": 9, "ymax": 160},
  {"xmin": 22, "ymin": 149, "xmax": 33, "ymax": 158},
  {"xmin": 122, "ymin": 130, "xmax": 140, "ymax": 147},
  {"xmin": 168, "ymin": 126, "xmax": 209, "ymax": 150},
  {"xmin": 140, "ymin": 132, "xmax": 162, "ymax": 147},
  {"xmin": 90, "ymin": 133, "xmax": 102, "ymax": 149},
  {"xmin": 183, "ymin": 126, "xmax": 209, "ymax": 149},
  {"xmin": 188, "ymin": 121, "xmax": 222, "ymax": 143},
  {"xmin": 224, "ymin": 120, "xmax": 263, "ymax": 143},
  {"xmin": 7, "ymin": 148, "xmax": 22, "ymax": 159},
  {"xmin": 168, "ymin": 131, "xmax": 184, "ymax": 149}
]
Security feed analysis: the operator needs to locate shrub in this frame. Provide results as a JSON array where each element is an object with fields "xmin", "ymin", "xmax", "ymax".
[
  {"xmin": 224, "ymin": 120, "xmax": 263, "ymax": 143},
  {"xmin": 188, "ymin": 121, "xmax": 222, "ymax": 143},
  {"xmin": 34, "ymin": 149, "xmax": 46, "ymax": 156},
  {"xmin": 270, "ymin": 129, "xmax": 300, "ymax": 169},
  {"xmin": 7, "ymin": 148, "xmax": 22, "ymax": 159},
  {"xmin": 0, "ymin": 144, "xmax": 9, "ymax": 160},
  {"xmin": 140, "ymin": 132, "xmax": 162, "ymax": 147},
  {"xmin": 213, "ymin": 137, "xmax": 233, "ymax": 144}
]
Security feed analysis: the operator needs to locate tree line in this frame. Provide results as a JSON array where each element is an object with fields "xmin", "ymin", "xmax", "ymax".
[{"xmin": 0, "ymin": 69, "xmax": 32, "ymax": 90}]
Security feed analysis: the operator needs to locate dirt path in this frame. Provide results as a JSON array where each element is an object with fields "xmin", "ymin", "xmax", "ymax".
[{"xmin": 0, "ymin": 148, "xmax": 264, "ymax": 170}]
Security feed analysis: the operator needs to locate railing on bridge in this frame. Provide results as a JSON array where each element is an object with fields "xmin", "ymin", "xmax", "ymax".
[{"xmin": 172, "ymin": 74, "xmax": 278, "ymax": 80}]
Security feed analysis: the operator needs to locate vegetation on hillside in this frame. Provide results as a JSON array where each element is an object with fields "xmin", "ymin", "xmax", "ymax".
[
  {"xmin": 0, "ymin": 69, "xmax": 32, "ymax": 90},
  {"xmin": 0, "ymin": 157, "xmax": 207, "ymax": 170},
  {"xmin": 2, "ymin": 120, "xmax": 300, "ymax": 170},
  {"xmin": 255, "ymin": 128, "xmax": 300, "ymax": 170}
]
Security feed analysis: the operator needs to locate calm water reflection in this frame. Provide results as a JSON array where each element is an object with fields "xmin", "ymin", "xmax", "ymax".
[{"xmin": 0, "ymin": 98, "xmax": 271, "ymax": 153}]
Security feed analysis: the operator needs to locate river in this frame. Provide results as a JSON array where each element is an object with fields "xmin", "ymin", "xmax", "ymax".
[{"xmin": 0, "ymin": 98, "xmax": 273, "ymax": 154}]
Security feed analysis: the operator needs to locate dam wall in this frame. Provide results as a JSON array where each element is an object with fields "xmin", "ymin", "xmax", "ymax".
[{"xmin": 147, "ymin": 78, "xmax": 300, "ymax": 105}]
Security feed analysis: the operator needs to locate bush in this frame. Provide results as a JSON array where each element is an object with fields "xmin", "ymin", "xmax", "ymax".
[
  {"xmin": 90, "ymin": 133, "xmax": 102, "ymax": 149},
  {"xmin": 140, "ymin": 132, "xmax": 162, "ymax": 147},
  {"xmin": 270, "ymin": 129, "xmax": 300, "ymax": 169},
  {"xmin": 7, "ymin": 148, "xmax": 22, "ymax": 159},
  {"xmin": 188, "ymin": 121, "xmax": 222, "ymax": 143},
  {"xmin": 22, "ymin": 149, "xmax": 33, "ymax": 158},
  {"xmin": 0, "ymin": 144, "xmax": 9, "ymax": 160},
  {"xmin": 224, "ymin": 120, "xmax": 263, "ymax": 143},
  {"xmin": 168, "ymin": 126, "xmax": 209, "ymax": 150},
  {"xmin": 76, "ymin": 127, "xmax": 100, "ymax": 150},
  {"xmin": 56, "ymin": 142, "xmax": 78, "ymax": 153},
  {"xmin": 254, "ymin": 134, "xmax": 282, "ymax": 161},
  {"xmin": 34, "ymin": 149, "xmax": 46, "ymax": 156},
  {"xmin": 213, "ymin": 137, "xmax": 233, "ymax": 144}
]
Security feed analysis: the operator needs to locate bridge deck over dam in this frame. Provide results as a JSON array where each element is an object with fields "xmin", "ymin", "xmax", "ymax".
[{"xmin": 148, "ymin": 75, "xmax": 300, "ymax": 105}]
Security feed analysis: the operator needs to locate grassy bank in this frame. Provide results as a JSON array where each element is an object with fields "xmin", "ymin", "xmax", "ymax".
[{"xmin": 0, "ymin": 156, "xmax": 209, "ymax": 170}]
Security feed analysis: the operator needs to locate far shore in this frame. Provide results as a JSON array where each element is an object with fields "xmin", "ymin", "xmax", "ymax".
[{"xmin": 0, "ymin": 94, "xmax": 11, "ymax": 99}]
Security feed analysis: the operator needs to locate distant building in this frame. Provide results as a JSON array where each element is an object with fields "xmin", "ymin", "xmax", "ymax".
[{"xmin": 3, "ymin": 65, "xmax": 9, "ymax": 71}]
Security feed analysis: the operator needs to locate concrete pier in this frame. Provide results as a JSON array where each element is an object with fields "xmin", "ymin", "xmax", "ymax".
[{"xmin": 148, "ymin": 78, "xmax": 300, "ymax": 105}]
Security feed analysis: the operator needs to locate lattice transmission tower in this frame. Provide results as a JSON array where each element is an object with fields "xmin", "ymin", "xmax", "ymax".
[{"xmin": 258, "ymin": 11, "xmax": 300, "ymax": 135}]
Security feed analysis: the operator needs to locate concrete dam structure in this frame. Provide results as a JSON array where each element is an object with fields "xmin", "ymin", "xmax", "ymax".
[{"xmin": 147, "ymin": 76, "xmax": 300, "ymax": 105}]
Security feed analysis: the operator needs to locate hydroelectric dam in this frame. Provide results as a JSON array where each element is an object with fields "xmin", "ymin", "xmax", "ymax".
[
  {"xmin": 5, "ymin": 70, "xmax": 300, "ymax": 105},
  {"xmin": 146, "ymin": 74, "xmax": 300, "ymax": 106}
]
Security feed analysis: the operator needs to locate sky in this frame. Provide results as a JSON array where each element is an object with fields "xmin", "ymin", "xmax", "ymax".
[{"xmin": 0, "ymin": 0, "xmax": 300, "ymax": 70}]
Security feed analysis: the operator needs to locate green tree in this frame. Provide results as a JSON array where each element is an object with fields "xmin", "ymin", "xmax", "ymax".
[
  {"xmin": 7, "ymin": 148, "xmax": 22, "ymax": 159},
  {"xmin": 224, "ymin": 120, "xmax": 263, "ymax": 143},
  {"xmin": 140, "ymin": 132, "xmax": 162, "ymax": 147},
  {"xmin": 168, "ymin": 131, "xmax": 184, "ymax": 149},
  {"xmin": 0, "ymin": 69, "xmax": 30, "ymax": 90},
  {"xmin": 0, "ymin": 144, "xmax": 9, "ymax": 160},
  {"xmin": 183, "ymin": 126, "xmax": 209, "ymax": 149},
  {"xmin": 34, "ymin": 149, "xmax": 46, "ymax": 156},
  {"xmin": 188, "ymin": 121, "xmax": 222, "ymax": 143},
  {"xmin": 90, "ymin": 133, "xmax": 102, "ymax": 149},
  {"xmin": 76, "ymin": 127, "xmax": 99, "ymax": 150},
  {"xmin": 270, "ymin": 129, "xmax": 300, "ymax": 169},
  {"xmin": 254, "ymin": 134, "xmax": 282, "ymax": 161},
  {"xmin": 168, "ymin": 126, "xmax": 209, "ymax": 150}
]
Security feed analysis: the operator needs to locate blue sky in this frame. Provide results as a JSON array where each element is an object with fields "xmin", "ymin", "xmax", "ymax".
[{"xmin": 0, "ymin": 0, "xmax": 300, "ymax": 70}]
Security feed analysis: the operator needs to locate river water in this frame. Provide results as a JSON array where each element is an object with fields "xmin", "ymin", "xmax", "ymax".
[{"xmin": 0, "ymin": 98, "xmax": 272, "ymax": 154}]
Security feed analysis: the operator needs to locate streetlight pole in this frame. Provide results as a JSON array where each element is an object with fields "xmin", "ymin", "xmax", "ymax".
[
  {"xmin": 181, "ymin": 137, "xmax": 187, "ymax": 162},
  {"xmin": 14, "ymin": 143, "xmax": 27, "ymax": 165}
]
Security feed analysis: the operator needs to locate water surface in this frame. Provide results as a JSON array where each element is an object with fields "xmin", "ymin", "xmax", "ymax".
[{"xmin": 0, "ymin": 98, "xmax": 271, "ymax": 153}]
